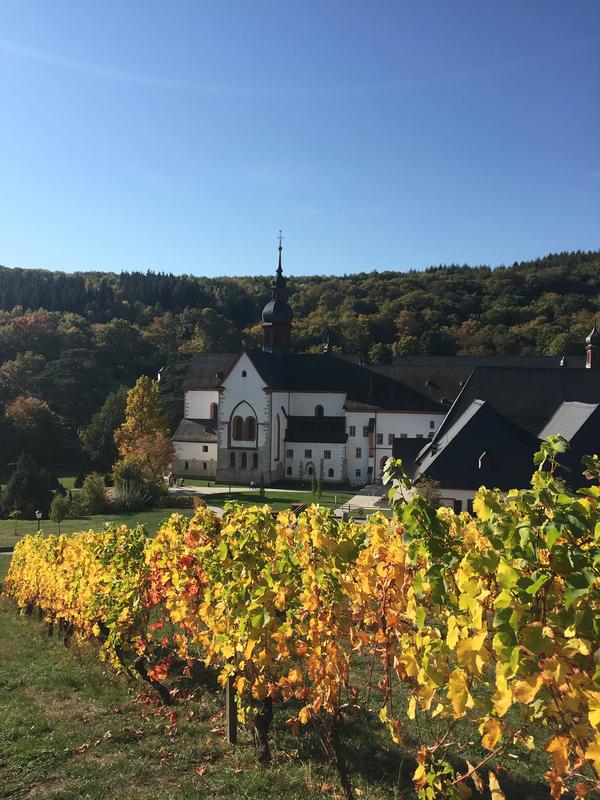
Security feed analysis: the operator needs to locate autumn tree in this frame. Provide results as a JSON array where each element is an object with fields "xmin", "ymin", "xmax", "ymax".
[
  {"xmin": 114, "ymin": 376, "xmax": 173, "ymax": 484},
  {"xmin": 5, "ymin": 396, "xmax": 66, "ymax": 465}
]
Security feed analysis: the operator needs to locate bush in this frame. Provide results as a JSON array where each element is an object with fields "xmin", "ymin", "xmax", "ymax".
[
  {"xmin": 49, "ymin": 493, "xmax": 71, "ymax": 533},
  {"xmin": 79, "ymin": 473, "xmax": 108, "ymax": 515},
  {"xmin": 1, "ymin": 452, "xmax": 51, "ymax": 518},
  {"xmin": 112, "ymin": 459, "xmax": 164, "ymax": 512},
  {"xmin": 74, "ymin": 470, "xmax": 85, "ymax": 489}
]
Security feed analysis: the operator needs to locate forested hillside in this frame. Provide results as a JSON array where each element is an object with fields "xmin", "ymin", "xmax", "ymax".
[{"xmin": 0, "ymin": 250, "xmax": 598, "ymax": 468}]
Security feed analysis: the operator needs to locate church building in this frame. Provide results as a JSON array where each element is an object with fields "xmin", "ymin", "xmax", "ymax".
[{"xmin": 172, "ymin": 243, "xmax": 446, "ymax": 486}]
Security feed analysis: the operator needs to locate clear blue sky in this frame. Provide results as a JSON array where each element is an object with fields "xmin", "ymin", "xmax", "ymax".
[{"xmin": 0, "ymin": 1, "xmax": 598, "ymax": 277}]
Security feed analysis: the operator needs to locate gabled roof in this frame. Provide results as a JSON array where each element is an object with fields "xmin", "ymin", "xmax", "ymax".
[
  {"xmin": 413, "ymin": 399, "xmax": 539, "ymax": 490},
  {"xmin": 172, "ymin": 418, "xmax": 218, "ymax": 443},
  {"xmin": 182, "ymin": 353, "xmax": 238, "ymax": 390},
  {"xmin": 539, "ymin": 402, "xmax": 600, "ymax": 441},
  {"xmin": 284, "ymin": 416, "xmax": 348, "ymax": 444},
  {"xmin": 390, "ymin": 355, "xmax": 586, "ymax": 368}
]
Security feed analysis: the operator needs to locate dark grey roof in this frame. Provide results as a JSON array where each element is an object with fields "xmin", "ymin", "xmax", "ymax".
[
  {"xmin": 246, "ymin": 351, "xmax": 444, "ymax": 412},
  {"xmin": 284, "ymin": 416, "xmax": 348, "ymax": 444},
  {"xmin": 392, "ymin": 438, "xmax": 429, "ymax": 477},
  {"xmin": 390, "ymin": 355, "xmax": 586, "ymax": 368},
  {"xmin": 182, "ymin": 353, "xmax": 238, "ymax": 390},
  {"xmin": 413, "ymin": 400, "xmax": 539, "ymax": 490},
  {"xmin": 172, "ymin": 418, "xmax": 218, "ymax": 443},
  {"xmin": 539, "ymin": 402, "xmax": 599, "ymax": 441},
  {"xmin": 262, "ymin": 299, "xmax": 293, "ymax": 325}
]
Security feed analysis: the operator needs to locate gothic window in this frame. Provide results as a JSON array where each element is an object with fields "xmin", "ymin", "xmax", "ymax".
[
  {"xmin": 210, "ymin": 402, "xmax": 218, "ymax": 419},
  {"xmin": 328, "ymin": 468, "xmax": 334, "ymax": 478},
  {"xmin": 241, "ymin": 452, "xmax": 247, "ymax": 469},
  {"xmin": 245, "ymin": 417, "xmax": 256, "ymax": 440},
  {"xmin": 230, "ymin": 452, "xmax": 236, "ymax": 468},
  {"xmin": 307, "ymin": 464, "xmax": 314, "ymax": 476},
  {"xmin": 232, "ymin": 416, "xmax": 243, "ymax": 440},
  {"xmin": 184, "ymin": 461, "xmax": 189, "ymax": 470},
  {"xmin": 203, "ymin": 462, "xmax": 207, "ymax": 470},
  {"xmin": 252, "ymin": 453, "xmax": 258, "ymax": 469},
  {"xmin": 315, "ymin": 404, "xmax": 324, "ymax": 417}
]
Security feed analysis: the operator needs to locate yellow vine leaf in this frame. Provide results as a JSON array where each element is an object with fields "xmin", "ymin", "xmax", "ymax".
[
  {"xmin": 585, "ymin": 739, "xmax": 600, "ymax": 777},
  {"xmin": 447, "ymin": 668, "xmax": 473, "ymax": 717},
  {"xmin": 512, "ymin": 673, "xmax": 542, "ymax": 704},
  {"xmin": 479, "ymin": 718, "xmax": 502, "ymax": 750},
  {"xmin": 489, "ymin": 772, "xmax": 505, "ymax": 800},
  {"xmin": 492, "ymin": 670, "xmax": 512, "ymax": 717},
  {"xmin": 547, "ymin": 736, "xmax": 569, "ymax": 775}
]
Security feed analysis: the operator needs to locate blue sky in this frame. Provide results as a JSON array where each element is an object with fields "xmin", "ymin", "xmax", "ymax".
[{"xmin": 0, "ymin": 1, "xmax": 598, "ymax": 277}]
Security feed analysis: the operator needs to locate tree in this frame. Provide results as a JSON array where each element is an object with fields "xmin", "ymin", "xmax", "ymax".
[
  {"xmin": 4, "ymin": 396, "xmax": 66, "ymax": 466},
  {"xmin": 114, "ymin": 376, "xmax": 173, "ymax": 483},
  {"xmin": 1, "ymin": 452, "xmax": 51, "ymax": 518},
  {"xmin": 414, "ymin": 476, "xmax": 441, "ymax": 508},
  {"xmin": 78, "ymin": 472, "xmax": 108, "ymax": 515},
  {"xmin": 49, "ymin": 493, "xmax": 71, "ymax": 534},
  {"xmin": 79, "ymin": 385, "xmax": 128, "ymax": 469}
]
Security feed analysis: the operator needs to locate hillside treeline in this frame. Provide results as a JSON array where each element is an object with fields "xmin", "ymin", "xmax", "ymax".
[{"xmin": 0, "ymin": 250, "xmax": 598, "ymax": 468}]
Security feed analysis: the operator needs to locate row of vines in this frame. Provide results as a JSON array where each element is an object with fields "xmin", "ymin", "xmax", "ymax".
[{"xmin": 4, "ymin": 440, "xmax": 600, "ymax": 800}]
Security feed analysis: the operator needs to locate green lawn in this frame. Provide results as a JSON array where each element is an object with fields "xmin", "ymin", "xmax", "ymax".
[{"xmin": 207, "ymin": 489, "xmax": 355, "ymax": 513}]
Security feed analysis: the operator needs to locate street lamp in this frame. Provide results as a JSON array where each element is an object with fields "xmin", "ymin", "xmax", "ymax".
[{"xmin": 35, "ymin": 510, "xmax": 42, "ymax": 532}]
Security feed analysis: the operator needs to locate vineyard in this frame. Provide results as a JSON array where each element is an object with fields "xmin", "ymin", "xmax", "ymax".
[{"xmin": 3, "ymin": 440, "xmax": 600, "ymax": 800}]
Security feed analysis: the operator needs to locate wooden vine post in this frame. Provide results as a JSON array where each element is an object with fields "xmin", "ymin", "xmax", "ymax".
[{"xmin": 225, "ymin": 674, "xmax": 237, "ymax": 745}]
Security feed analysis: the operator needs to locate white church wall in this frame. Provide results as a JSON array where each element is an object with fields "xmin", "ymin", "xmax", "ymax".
[
  {"xmin": 184, "ymin": 390, "xmax": 219, "ymax": 419},
  {"xmin": 289, "ymin": 392, "xmax": 346, "ymax": 417},
  {"xmin": 173, "ymin": 441, "xmax": 218, "ymax": 478},
  {"xmin": 270, "ymin": 391, "xmax": 289, "ymax": 469},
  {"xmin": 283, "ymin": 442, "xmax": 345, "ymax": 483}
]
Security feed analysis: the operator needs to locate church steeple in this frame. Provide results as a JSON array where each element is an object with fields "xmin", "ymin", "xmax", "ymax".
[
  {"xmin": 586, "ymin": 320, "xmax": 600, "ymax": 369},
  {"xmin": 262, "ymin": 232, "xmax": 293, "ymax": 355}
]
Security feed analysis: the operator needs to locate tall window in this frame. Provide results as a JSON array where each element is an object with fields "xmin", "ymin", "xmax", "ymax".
[
  {"xmin": 349, "ymin": 425, "xmax": 356, "ymax": 437},
  {"xmin": 286, "ymin": 448, "xmax": 293, "ymax": 459},
  {"xmin": 315, "ymin": 404, "xmax": 324, "ymax": 417},
  {"xmin": 356, "ymin": 447, "xmax": 362, "ymax": 458},
  {"xmin": 388, "ymin": 434, "xmax": 394, "ymax": 445},
  {"xmin": 324, "ymin": 450, "xmax": 331, "ymax": 460},
  {"xmin": 362, "ymin": 426, "xmax": 369, "ymax": 437},
  {"xmin": 276, "ymin": 415, "xmax": 281, "ymax": 461},
  {"xmin": 230, "ymin": 452, "xmax": 236, "ymax": 468},
  {"xmin": 328, "ymin": 468, "xmax": 334, "ymax": 478},
  {"xmin": 429, "ymin": 420, "xmax": 435, "ymax": 429},
  {"xmin": 210, "ymin": 402, "xmax": 218, "ymax": 420},
  {"xmin": 232, "ymin": 416, "xmax": 243, "ymax": 440},
  {"xmin": 241, "ymin": 452, "xmax": 247, "ymax": 469},
  {"xmin": 305, "ymin": 449, "xmax": 312, "ymax": 458},
  {"xmin": 252, "ymin": 453, "xmax": 258, "ymax": 469},
  {"xmin": 245, "ymin": 417, "xmax": 256, "ymax": 440},
  {"xmin": 376, "ymin": 433, "xmax": 383, "ymax": 445}
]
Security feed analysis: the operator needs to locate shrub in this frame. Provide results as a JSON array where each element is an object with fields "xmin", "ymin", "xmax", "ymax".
[
  {"xmin": 49, "ymin": 493, "xmax": 71, "ymax": 534},
  {"xmin": 1, "ymin": 452, "xmax": 51, "ymax": 518},
  {"xmin": 112, "ymin": 459, "xmax": 163, "ymax": 512},
  {"xmin": 79, "ymin": 473, "xmax": 108, "ymax": 515},
  {"xmin": 74, "ymin": 470, "xmax": 85, "ymax": 489}
]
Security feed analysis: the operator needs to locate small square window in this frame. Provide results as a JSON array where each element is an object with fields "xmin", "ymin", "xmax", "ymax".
[
  {"xmin": 388, "ymin": 434, "xmax": 394, "ymax": 445},
  {"xmin": 304, "ymin": 449, "xmax": 312, "ymax": 458},
  {"xmin": 355, "ymin": 469, "xmax": 361, "ymax": 477},
  {"xmin": 362, "ymin": 426, "xmax": 369, "ymax": 437},
  {"xmin": 348, "ymin": 425, "xmax": 356, "ymax": 437},
  {"xmin": 286, "ymin": 449, "xmax": 293, "ymax": 459},
  {"xmin": 376, "ymin": 433, "xmax": 383, "ymax": 445},
  {"xmin": 324, "ymin": 450, "xmax": 331, "ymax": 459},
  {"xmin": 202, "ymin": 445, "xmax": 208, "ymax": 452},
  {"xmin": 355, "ymin": 447, "xmax": 362, "ymax": 458}
]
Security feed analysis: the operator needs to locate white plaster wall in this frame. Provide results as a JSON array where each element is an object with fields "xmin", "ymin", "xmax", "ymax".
[
  {"xmin": 372, "ymin": 412, "xmax": 446, "ymax": 480},
  {"xmin": 184, "ymin": 391, "xmax": 219, "ymax": 419},
  {"xmin": 173, "ymin": 441, "xmax": 218, "ymax": 477},
  {"xmin": 270, "ymin": 392, "xmax": 290, "ymax": 464},
  {"xmin": 220, "ymin": 353, "xmax": 269, "ymax": 449},
  {"xmin": 438, "ymin": 489, "xmax": 476, "ymax": 513},
  {"xmin": 288, "ymin": 392, "xmax": 346, "ymax": 417},
  {"xmin": 283, "ymin": 442, "xmax": 345, "ymax": 482},
  {"xmin": 345, "ymin": 412, "xmax": 372, "ymax": 485}
]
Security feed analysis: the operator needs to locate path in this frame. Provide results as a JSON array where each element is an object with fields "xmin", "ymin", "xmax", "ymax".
[{"xmin": 334, "ymin": 484, "xmax": 390, "ymax": 517}]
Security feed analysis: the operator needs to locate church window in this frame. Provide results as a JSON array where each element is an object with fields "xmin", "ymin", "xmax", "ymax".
[
  {"xmin": 307, "ymin": 464, "xmax": 314, "ymax": 476},
  {"xmin": 376, "ymin": 433, "xmax": 383, "ymax": 445},
  {"xmin": 315, "ymin": 404, "xmax": 324, "ymax": 417},
  {"xmin": 355, "ymin": 469, "xmax": 361, "ymax": 477},
  {"xmin": 203, "ymin": 462, "xmax": 207, "ymax": 470},
  {"xmin": 349, "ymin": 426, "xmax": 356, "ymax": 436},
  {"xmin": 245, "ymin": 417, "xmax": 256, "ymax": 440},
  {"xmin": 184, "ymin": 461, "xmax": 189, "ymax": 471},
  {"xmin": 232, "ymin": 416, "xmax": 243, "ymax": 440},
  {"xmin": 328, "ymin": 468, "xmax": 334, "ymax": 478},
  {"xmin": 286, "ymin": 466, "xmax": 292, "ymax": 476},
  {"xmin": 286, "ymin": 449, "xmax": 293, "ymax": 459},
  {"xmin": 388, "ymin": 434, "xmax": 394, "ymax": 445},
  {"xmin": 242, "ymin": 370, "xmax": 247, "ymax": 377},
  {"xmin": 362, "ymin": 426, "xmax": 369, "ymax": 437},
  {"xmin": 230, "ymin": 452, "xmax": 236, "ymax": 468},
  {"xmin": 355, "ymin": 447, "xmax": 362, "ymax": 458},
  {"xmin": 305, "ymin": 449, "xmax": 312, "ymax": 458},
  {"xmin": 210, "ymin": 402, "xmax": 218, "ymax": 419},
  {"xmin": 241, "ymin": 452, "xmax": 247, "ymax": 469},
  {"xmin": 252, "ymin": 453, "xmax": 258, "ymax": 469},
  {"xmin": 324, "ymin": 450, "xmax": 331, "ymax": 460}
]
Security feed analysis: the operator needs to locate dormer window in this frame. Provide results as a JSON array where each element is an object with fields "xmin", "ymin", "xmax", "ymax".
[{"xmin": 478, "ymin": 451, "xmax": 491, "ymax": 470}]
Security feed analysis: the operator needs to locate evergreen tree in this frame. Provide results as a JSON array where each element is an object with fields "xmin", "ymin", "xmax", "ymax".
[
  {"xmin": 1, "ymin": 452, "xmax": 51, "ymax": 518},
  {"xmin": 79, "ymin": 385, "xmax": 128, "ymax": 469}
]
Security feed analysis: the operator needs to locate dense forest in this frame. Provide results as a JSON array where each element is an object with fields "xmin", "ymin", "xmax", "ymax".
[{"xmin": 0, "ymin": 250, "xmax": 598, "ymax": 469}]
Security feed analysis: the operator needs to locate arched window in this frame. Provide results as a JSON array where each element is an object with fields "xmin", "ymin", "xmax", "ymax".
[
  {"xmin": 242, "ymin": 370, "xmax": 247, "ymax": 377},
  {"xmin": 241, "ymin": 452, "xmax": 247, "ymax": 469},
  {"xmin": 328, "ymin": 468, "xmax": 334, "ymax": 478},
  {"xmin": 252, "ymin": 453, "xmax": 258, "ymax": 469},
  {"xmin": 230, "ymin": 452, "xmax": 236, "ymax": 468},
  {"xmin": 307, "ymin": 464, "xmax": 314, "ymax": 476},
  {"xmin": 232, "ymin": 416, "xmax": 243, "ymax": 440},
  {"xmin": 210, "ymin": 402, "xmax": 218, "ymax": 420},
  {"xmin": 286, "ymin": 466, "xmax": 292, "ymax": 476},
  {"xmin": 315, "ymin": 404, "xmax": 324, "ymax": 417},
  {"xmin": 245, "ymin": 417, "xmax": 256, "ymax": 441},
  {"xmin": 203, "ymin": 462, "xmax": 207, "ymax": 470}
]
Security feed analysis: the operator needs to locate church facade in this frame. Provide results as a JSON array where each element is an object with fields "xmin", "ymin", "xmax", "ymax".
[{"xmin": 172, "ymin": 244, "xmax": 446, "ymax": 486}]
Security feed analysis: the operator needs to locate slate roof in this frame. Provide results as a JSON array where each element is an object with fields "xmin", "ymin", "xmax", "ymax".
[
  {"xmin": 391, "ymin": 438, "xmax": 429, "ymax": 477},
  {"xmin": 391, "ymin": 355, "xmax": 586, "ymax": 368},
  {"xmin": 172, "ymin": 418, "xmax": 218, "ymax": 443},
  {"xmin": 182, "ymin": 353, "xmax": 238, "ymax": 390},
  {"xmin": 412, "ymin": 400, "xmax": 539, "ymax": 490},
  {"xmin": 284, "ymin": 416, "xmax": 348, "ymax": 444},
  {"xmin": 539, "ymin": 402, "xmax": 599, "ymax": 441},
  {"xmin": 245, "ymin": 351, "xmax": 444, "ymax": 412}
]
